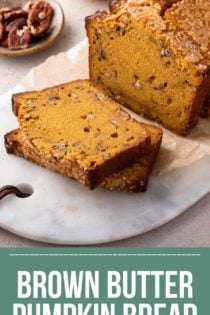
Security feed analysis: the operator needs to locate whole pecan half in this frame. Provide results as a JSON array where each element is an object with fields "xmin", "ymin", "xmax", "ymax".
[
  {"xmin": 4, "ymin": 9, "xmax": 27, "ymax": 21},
  {"xmin": 5, "ymin": 17, "xmax": 27, "ymax": 33},
  {"xmin": 8, "ymin": 25, "xmax": 31, "ymax": 49},
  {"xmin": 27, "ymin": 1, "xmax": 54, "ymax": 37},
  {"xmin": 0, "ymin": 6, "xmax": 21, "ymax": 15}
]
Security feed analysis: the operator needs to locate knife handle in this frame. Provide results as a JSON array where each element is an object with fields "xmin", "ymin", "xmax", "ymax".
[{"xmin": 0, "ymin": 185, "xmax": 31, "ymax": 201}]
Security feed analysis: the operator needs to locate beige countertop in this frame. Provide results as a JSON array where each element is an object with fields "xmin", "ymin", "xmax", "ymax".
[{"xmin": 0, "ymin": 0, "xmax": 209, "ymax": 247}]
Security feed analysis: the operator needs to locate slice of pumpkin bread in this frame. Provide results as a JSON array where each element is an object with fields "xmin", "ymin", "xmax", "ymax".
[
  {"xmin": 5, "ymin": 124, "xmax": 162, "ymax": 193},
  {"xmin": 6, "ymin": 80, "xmax": 152, "ymax": 190},
  {"xmin": 101, "ymin": 124, "xmax": 162, "ymax": 192},
  {"xmin": 86, "ymin": 0, "xmax": 210, "ymax": 135}
]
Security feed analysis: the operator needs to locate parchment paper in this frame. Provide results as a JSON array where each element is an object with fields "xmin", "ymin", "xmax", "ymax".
[{"xmin": 21, "ymin": 40, "xmax": 210, "ymax": 176}]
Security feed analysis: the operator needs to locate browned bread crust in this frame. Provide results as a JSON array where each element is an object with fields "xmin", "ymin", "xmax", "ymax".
[
  {"xmin": 109, "ymin": 0, "xmax": 181, "ymax": 14},
  {"xmin": 5, "ymin": 124, "xmax": 162, "ymax": 192},
  {"xmin": 109, "ymin": 0, "xmax": 125, "ymax": 13},
  {"xmin": 102, "ymin": 124, "xmax": 162, "ymax": 192},
  {"xmin": 7, "ymin": 80, "xmax": 152, "ymax": 190}
]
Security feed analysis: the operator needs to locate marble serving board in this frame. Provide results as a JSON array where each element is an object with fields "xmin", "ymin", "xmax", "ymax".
[{"xmin": 0, "ymin": 44, "xmax": 210, "ymax": 245}]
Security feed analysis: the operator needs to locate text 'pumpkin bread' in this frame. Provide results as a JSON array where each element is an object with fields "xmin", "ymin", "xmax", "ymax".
[
  {"xmin": 86, "ymin": 0, "xmax": 210, "ymax": 135},
  {"xmin": 5, "ymin": 80, "xmax": 154, "ymax": 190}
]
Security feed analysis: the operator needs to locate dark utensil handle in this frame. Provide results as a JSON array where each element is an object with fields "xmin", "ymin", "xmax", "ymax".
[{"xmin": 0, "ymin": 185, "xmax": 31, "ymax": 201}]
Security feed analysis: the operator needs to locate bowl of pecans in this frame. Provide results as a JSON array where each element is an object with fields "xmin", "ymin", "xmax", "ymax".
[{"xmin": 0, "ymin": 0, "xmax": 64, "ymax": 56}]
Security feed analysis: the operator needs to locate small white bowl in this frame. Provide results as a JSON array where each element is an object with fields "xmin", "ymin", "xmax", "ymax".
[{"xmin": 0, "ymin": 0, "xmax": 64, "ymax": 56}]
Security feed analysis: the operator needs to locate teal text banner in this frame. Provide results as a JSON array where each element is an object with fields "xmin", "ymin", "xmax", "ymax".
[{"xmin": 0, "ymin": 248, "xmax": 209, "ymax": 314}]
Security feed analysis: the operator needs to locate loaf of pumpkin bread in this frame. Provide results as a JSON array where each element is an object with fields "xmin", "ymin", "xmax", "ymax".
[
  {"xmin": 5, "ymin": 123, "xmax": 162, "ymax": 192},
  {"xmin": 5, "ymin": 80, "xmax": 154, "ymax": 190},
  {"xmin": 86, "ymin": 0, "xmax": 210, "ymax": 135}
]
